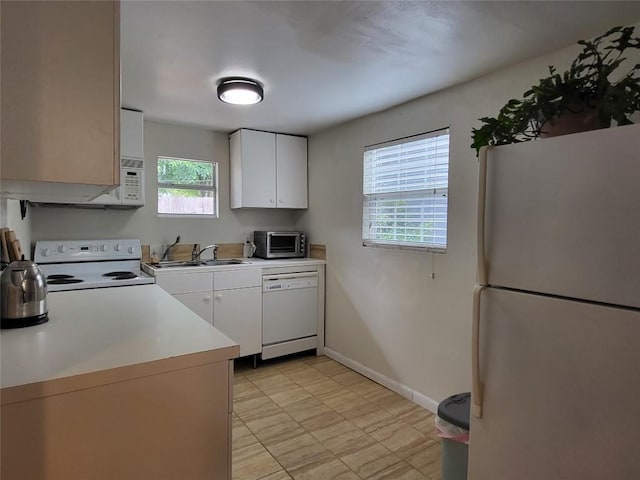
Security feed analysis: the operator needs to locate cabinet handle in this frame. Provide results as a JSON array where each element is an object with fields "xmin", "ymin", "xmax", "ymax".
[
  {"xmin": 269, "ymin": 199, "xmax": 274, "ymax": 203},
  {"xmin": 204, "ymin": 295, "xmax": 211, "ymax": 303},
  {"xmin": 215, "ymin": 294, "xmax": 222, "ymax": 301},
  {"xmin": 279, "ymin": 199, "xmax": 283, "ymax": 203}
]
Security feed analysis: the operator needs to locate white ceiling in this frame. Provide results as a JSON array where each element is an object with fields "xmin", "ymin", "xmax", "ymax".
[{"xmin": 121, "ymin": 1, "xmax": 640, "ymax": 136}]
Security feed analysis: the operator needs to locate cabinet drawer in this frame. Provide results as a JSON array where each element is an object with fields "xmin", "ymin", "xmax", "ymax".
[
  {"xmin": 155, "ymin": 272, "xmax": 213, "ymax": 294},
  {"xmin": 214, "ymin": 269, "xmax": 261, "ymax": 291}
]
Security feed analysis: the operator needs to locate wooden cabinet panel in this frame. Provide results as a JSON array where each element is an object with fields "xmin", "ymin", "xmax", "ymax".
[
  {"xmin": 1, "ymin": 361, "xmax": 231, "ymax": 480},
  {"xmin": 1, "ymin": 1, "xmax": 120, "ymax": 200}
]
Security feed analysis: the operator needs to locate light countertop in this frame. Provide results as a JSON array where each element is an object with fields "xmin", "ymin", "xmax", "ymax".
[
  {"xmin": 1, "ymin": 284, "xmax": 239, "ymax": 399},
  {"xmin": 142, "ymin": 257, "xmax": 325, "ymax": 276}
]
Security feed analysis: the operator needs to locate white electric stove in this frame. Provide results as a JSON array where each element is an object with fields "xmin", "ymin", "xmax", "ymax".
[{"xmin": 34, "ymin": 239, "xmax": 155, "ymax": 292}]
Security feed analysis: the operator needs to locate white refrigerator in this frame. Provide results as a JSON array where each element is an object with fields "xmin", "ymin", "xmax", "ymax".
[{"xmin": 468, "ymin": 123, "xmax": 640, "ymax": 480}]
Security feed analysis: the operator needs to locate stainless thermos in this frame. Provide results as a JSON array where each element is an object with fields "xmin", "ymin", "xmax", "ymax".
[{"xmin": 1, "ymin": 260, "xmax": 49, "ymax": 328}]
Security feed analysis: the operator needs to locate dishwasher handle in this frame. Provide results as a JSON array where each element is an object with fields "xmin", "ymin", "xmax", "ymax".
[{"xmin": 263, "ymin": 272, "xmax": 318, "ymax": 281}]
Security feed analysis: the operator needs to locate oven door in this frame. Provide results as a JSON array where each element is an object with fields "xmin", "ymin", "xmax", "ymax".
[{"xmin": 267, "ymin": 233, "xmax": 302, "ymax": 258}]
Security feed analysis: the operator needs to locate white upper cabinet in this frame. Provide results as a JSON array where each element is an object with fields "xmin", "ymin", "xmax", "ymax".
[
  {"xmin": 120, "ymin": 109, "xmax": 144, "ymax": 160},
  {"xmin": 276, "ymin": 134, "xmax": 308, "ymax": 208},
  {"xmin": 230, "ymin": 129, "xmax": 308, "ymax": 209},
  {"xmin": 0, "ymin": 0, "xmax": 120, "ymax": 202},
  {"xmin": 230, "ymin": 129, "xmax": 276, "ymax": 208}
]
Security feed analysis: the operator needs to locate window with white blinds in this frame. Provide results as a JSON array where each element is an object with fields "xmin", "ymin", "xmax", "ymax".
[{"xmin": 362, "ymin": 128, "xmax": 449, "ymax": 252}]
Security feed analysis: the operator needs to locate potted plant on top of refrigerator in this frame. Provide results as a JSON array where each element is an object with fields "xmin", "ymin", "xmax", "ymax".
[{"xmin": 471, "ymin": 25, "xmax": 640, "ymax": 157}]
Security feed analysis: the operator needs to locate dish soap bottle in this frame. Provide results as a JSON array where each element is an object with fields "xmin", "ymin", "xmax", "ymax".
[{"xmin": 243, "ymin": 237, "xmax": 256, "ymax": 258}]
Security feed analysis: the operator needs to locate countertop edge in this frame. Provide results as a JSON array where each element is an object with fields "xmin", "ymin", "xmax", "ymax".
[
  {"xmin": 142, "ymin": 258, "xmax": 325, "ymax": 275},
  {"xmin": 1, "ymin": 345, "xmax": 239, "ymax": 406}
]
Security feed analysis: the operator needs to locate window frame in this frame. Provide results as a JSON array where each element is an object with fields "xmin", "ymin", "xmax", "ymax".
[
  {"xmin": 156, "ymin": 155, "xmax": 219, "ymax": 218},
  {"xmin": 362, "ymin": 128, "xmax": 450, "ymax": 253}
]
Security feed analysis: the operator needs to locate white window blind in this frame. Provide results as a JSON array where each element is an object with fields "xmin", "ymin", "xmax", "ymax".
[{"xmin": 362, "ymin": 128, "xmax": 449, "ymax": 252}]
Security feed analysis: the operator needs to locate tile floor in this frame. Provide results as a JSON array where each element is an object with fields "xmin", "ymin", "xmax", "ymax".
[{"xmin": 233, "ymin": 353, "xmax": 442, "ymax": 480}]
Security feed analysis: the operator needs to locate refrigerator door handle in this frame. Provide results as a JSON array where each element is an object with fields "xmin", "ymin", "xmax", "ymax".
[
  {"xmin": 472, "ymin": 284, "xmax": 484, "ymax": 418},
  {"xmin": 477, "ymin": 147, "xmax": 489, "ymax": 285}
]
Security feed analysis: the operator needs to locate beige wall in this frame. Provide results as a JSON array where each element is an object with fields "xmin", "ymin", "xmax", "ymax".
[
  {"xmin": 295, "ymin": 42, "xmax": 594, "ymax": 403},
  {"xmin": 30, "ymin": 121, "xmax": 296, "ymax": 251}
]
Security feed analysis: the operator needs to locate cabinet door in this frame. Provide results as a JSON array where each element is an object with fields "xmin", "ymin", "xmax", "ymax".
[
  {"xmin": 121, "ymin": 109, "xmax": 144, "ymax": 159},
  {"xmin": 173, "ymin": 292, "xmax": 213, "ymax": 325},
  {"xmin": 276, "ymin": 134, "xmax": 308, "ymax": 208},
  {"xmin": 230, "ymin": 130, "xmax": 276, "ymax": 208},
  {"xmin": 1, "ymin": 1, "xmax": 119, "ymax": 188},
  {"xmin": 213, "ymin": 287, "xmax": 262, "ymax": 356}
]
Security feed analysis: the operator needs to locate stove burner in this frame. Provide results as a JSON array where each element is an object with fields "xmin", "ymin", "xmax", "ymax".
[
  {"xmin": 111, "ymin": 273, "xmax": 138, "ymax": 280},
  {"xmin": 103, "ymin": 271, "xmax": 136, "ymax": 277},
  {"xmin": 47, "ymin": 278, "xmax": 84, "ymax": 285},
  {"xmin": 47, "ymin": 274, "xmax": 75, "ymax": 280}
]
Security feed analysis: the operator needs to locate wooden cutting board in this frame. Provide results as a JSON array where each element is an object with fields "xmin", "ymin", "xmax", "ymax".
[
  {"xmin": 11, "ymin": 240, "xmax": 22, "ymax": 261},
  {"xmin": 4, "ymin": 230, "xmax": 17, "ymax": 262},
  {"xmin": 0, "ymin": 227, "xmax": 9, "ymax": 263},
  {"xmin": 167, "ymin": 244, "xmax": 200, "ymax": 261}
]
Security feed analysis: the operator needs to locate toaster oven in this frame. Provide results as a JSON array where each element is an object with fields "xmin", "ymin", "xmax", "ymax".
[{"xmin": 253, "ymin": 231, "xmax": 306, "ymax": 259}]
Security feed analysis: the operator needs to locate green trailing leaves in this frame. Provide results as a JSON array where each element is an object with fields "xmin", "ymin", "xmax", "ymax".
[{"xmin": 471, "ymin": 25, "xmax": 640, "ymax": 157}]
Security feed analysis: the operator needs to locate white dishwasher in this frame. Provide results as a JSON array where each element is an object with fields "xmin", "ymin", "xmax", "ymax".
[{"xmin": 262, "ymin": 271, "xmax": 318, "ymax": 360}]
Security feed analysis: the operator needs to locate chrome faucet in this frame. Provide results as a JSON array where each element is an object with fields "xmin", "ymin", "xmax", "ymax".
[
  {"xmin": 160, "ymin": 235, "xmax": 181, "ymax": 261},
  {"xmin": 192, "ymin": 244, "xmax": 218, "ymax": 262}
]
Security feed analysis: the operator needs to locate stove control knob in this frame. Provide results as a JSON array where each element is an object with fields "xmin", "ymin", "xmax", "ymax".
[
  {"xmin": 100, "ymin": 244, "xmax": 108, "ymax": 252},
  {"xmin": 57, "ymin": 245, "xmax": 66, "ymax": 253},
  {"xmin": 41, "ymin": 248, "xmax": 51, "ymax": 257},
  {"xmin": 114, "ymin": 244, "xmax": 123, "ymax": 252},
  {"xmin": 128, "ymin": 246, "xmax": 135, "ymax": 254}
]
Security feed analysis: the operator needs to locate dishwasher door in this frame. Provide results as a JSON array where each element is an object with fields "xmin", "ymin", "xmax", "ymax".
[{"xmin": 262, "ymin": 272, "xmax": 318, "ymax": 345}]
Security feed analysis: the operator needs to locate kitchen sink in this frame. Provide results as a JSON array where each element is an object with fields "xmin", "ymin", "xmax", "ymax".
[
  {"xmin": 202, "ymin": 259, "xmax": 245, "ymax": 266},
  {"xmin": 149, "ymin": 259, "xmax": 246, "ymax": 268}
]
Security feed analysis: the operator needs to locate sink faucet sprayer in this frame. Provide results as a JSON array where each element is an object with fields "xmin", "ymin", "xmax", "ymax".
[{"xmin": 192, "ymin": 244, "xmax": 218, "ymax": 262}]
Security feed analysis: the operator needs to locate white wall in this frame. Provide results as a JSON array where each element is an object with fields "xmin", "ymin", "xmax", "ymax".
[
  {"xmin": 295, "ymin": 42, "xmax": 595, "ymax": 404},
  {"xmin": 0, "ymin": 198, "xmax": 32, "ymax": 260},
  {"xmin": 30, "ymin": 121, "xmax": 296, "ymax": 250}
]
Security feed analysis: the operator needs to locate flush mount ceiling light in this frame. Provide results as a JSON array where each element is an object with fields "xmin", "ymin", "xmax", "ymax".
[{"xmin": 217, "ymin": 77, "xmax": 264, "ymax": 105}]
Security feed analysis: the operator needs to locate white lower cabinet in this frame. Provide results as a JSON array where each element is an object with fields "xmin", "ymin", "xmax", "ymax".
[
  {"xmin": 155, "ymin": 269, "xmax": 262, "ymax": 357},
  {"xmin": 213, "ymin": 286, "xmax": 261, "ymax": 357},
  {"xmin": 213, "ymin": 269, "xmax": 262, "ymax": 357},
  {"xmin": 174, "ymin": 292, "xmax": 213, "ymax": 325},
  {"xmin": 149, "ymin": 264, "xmax": 325, "ymax": 360},
  {"xmin": 154, "ymin": 272, "xmax": 214, "ymax": 326}
]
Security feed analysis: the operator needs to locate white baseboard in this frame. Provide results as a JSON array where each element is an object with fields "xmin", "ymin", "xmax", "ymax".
[{"xmin": 323, "ymin": 348, "xmax": 439, "ymax": 414}]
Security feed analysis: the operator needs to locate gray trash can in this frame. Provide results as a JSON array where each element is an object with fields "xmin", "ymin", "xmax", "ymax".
[{"xmin": 436, "ymin": 392, "xmax": 470, "ymax": 480}]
